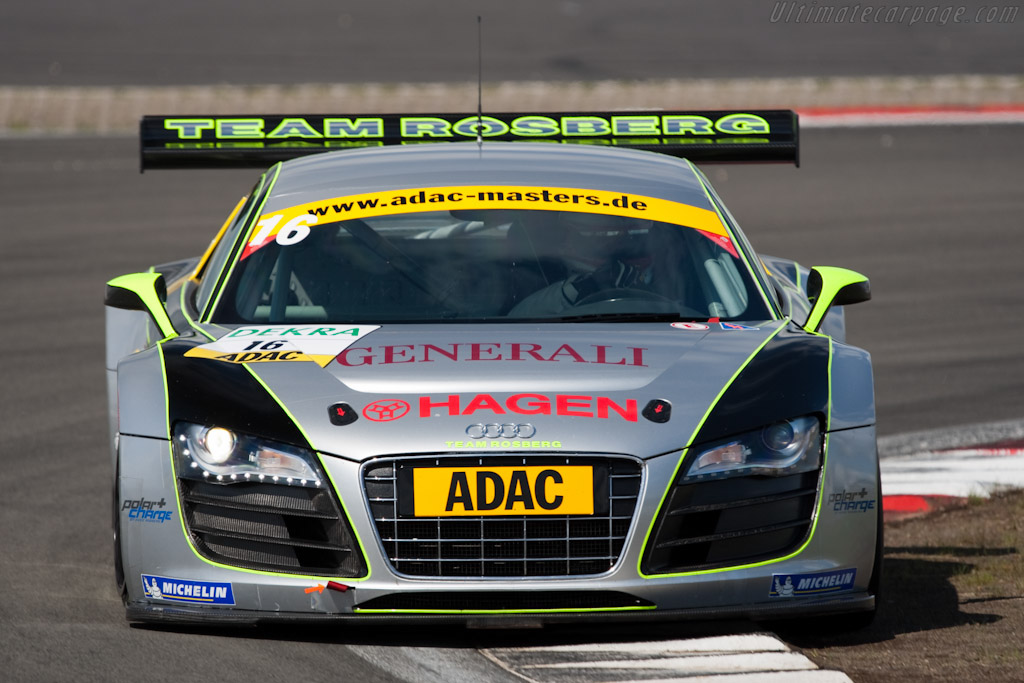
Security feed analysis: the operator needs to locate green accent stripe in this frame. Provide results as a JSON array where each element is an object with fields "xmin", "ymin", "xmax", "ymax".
[
  {"xmin": 637, "ymin": 328, "xmax": 835, "ymax": 579},
  {"xmin": 827, "ymin": 336, "xmax": 834, "ymax": 431},
  {"xmin": 203, "ymin": 164, "xmax": 280, "ymax": 321},
  {"xmin": 688, "ymin": 163, "xmax": 780, "ymax": 319},
  {"xmin": 158, "ymin": 339, "xmax": 370, "ymax": 581},
  {"xmin": 238, "ymin": 362, "xmax": 372, "ymax": 578},
  {"xmin": 354, "ymin": 606, "xmax": 657, "ymax": 615},
  {"xmin": 638, "ymin": 322, "xmax": 791, "ymax": 578},
  {"xmin": 178, "ymin": 280, "xmax": 216, "ymax": 340},
  {"xmin": 803, "ymin": 266, "xmax": 868, "ymax": 333},
  {"xmin": 107, "ymin": 272, "xmax": 176, "ymax": 338},
  {"xmin": 317, "ymin": 454, "xmax": 372, "ymax": 582}
]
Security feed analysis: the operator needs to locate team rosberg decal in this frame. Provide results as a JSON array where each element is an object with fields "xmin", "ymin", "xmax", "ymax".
[
  {"xmin": 445, "ymin": 439, "xmax": 563, "ymax": 449},
  {"xmin": 242, "ymin": 185, "xmax": 727, "ymax": 259},
  {"xmin": 122, "ymin": 497, "xmax": 172, "ymax": 523},
  {"xmin": 142, "ymin": 575, "xmax": 235, "ymax": 605},
  {"xmin": 448, "ymin": 422, "xmax": 559, "ymax": 449},
  {"xmin": 162, "ymin": 113, "xmax": 772, "ymax": 142},
  {"xmin": 185, "ymin": 325, "xmax": 379, "ymax": 367},
  {"xmin": 770, "ymin": 569, "xmax": 857, "ymax": 598}
]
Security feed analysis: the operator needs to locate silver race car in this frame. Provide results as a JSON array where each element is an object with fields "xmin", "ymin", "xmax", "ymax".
[{"xmin": 106, "ymin": 110, "xmax": 880, "ymax": 627}]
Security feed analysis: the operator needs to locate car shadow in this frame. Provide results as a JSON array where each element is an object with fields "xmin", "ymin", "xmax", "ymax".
[
  {"xmin": 131, "ymin": 547, "xmax": 1012, "ymax": 649},
  {"xmin": 774, "ymin": 550, "xmax": 1006, "ymax": 648},
  {"xmin": 132, "ymin": 615, "xmax": 770, "ymax": 648}
]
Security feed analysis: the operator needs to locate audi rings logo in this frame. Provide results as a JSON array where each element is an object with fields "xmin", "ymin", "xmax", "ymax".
[
  {"xmin": 465, "ymin": 423, "xmax": 537, "ymax": 439},
  {"xmin": 363, "ymin": 399, "xmax": 411, "ymax": 422}
]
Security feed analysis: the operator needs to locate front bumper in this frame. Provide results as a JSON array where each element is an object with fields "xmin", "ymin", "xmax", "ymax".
[{"xmin": 117, "ymin": 425, "xmax": 880, "ymax": 624}]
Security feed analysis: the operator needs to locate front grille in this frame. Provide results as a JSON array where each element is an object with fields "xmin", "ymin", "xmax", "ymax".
[
  {"xmin": 178, "ymin": 479, "xmax": 366, "ymax": 576},
  {"xmin": 357, "ymin": 591, "xmax": 653, "ymax": 612},
  {"xmin": 642, "ymin": 469, "xmax": 821, "ymax": 574},
  {"xmin": 364, "ymin": 455, "xmax": 642, "ymax": 578}
]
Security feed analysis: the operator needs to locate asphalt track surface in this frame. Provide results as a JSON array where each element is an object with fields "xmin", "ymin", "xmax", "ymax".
[
  {"xmin": 2, "ymin": 0, "xmax": 1022, "ymax": 86},
  {"xmin": 2, "ymin": 1, "xmax": 1022, "ymax": 678},
  {"xmin": 1, "ymin": 124, "xmax": 1022, "ymax": 681}
]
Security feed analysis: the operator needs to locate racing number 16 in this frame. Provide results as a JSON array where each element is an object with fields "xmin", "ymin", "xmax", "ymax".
[{"xmin": 242, "ymin": 340, "xmax": 286, "ymax": 351}]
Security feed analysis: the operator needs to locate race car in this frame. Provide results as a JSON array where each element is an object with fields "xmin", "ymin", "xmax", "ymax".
[{"xmin": 105, "ymin": 110, "xmax": 880, "ymax": 627}]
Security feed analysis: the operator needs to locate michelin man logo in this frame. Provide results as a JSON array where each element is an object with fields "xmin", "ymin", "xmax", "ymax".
[
  {"xmin": 773, "ymin": 576, "xmax": 795, "ymax": 597},
  {"xmin": 143, "ymin": 575, "xmax": 163, "ymax": 599}
]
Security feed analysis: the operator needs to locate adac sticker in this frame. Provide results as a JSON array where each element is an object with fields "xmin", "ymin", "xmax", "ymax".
[
  {"xmin": 185, "ymin": 325, "xmax": 380, "ymax": 367},
  {"xmin": 142, "ymin": 575, "xmax": 235, "ymax": 605},
  {"xmin": 769, "ymin": 568, "xmax": 857, "ymax": 598},
  {"xmin": 242, "ymin": 185, "xmax": 727, "ymax": 259},
  {"xmin": 671, "ymin": 322, "xmax": 709, "ymax": 331},
  {"xmin": 720, "ymin": 322, "xmax": 759, "ymax": 331}
]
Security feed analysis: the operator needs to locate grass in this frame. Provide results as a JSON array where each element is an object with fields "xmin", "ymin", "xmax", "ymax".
[{"xmin": 791, "ymin": 490, "xmax": 1024, "ymax": 682}]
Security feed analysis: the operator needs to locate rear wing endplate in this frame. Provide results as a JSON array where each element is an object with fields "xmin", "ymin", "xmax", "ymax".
[{"xmin": 140, "ymin": 110, "xmax": 798, "ymax": 171}]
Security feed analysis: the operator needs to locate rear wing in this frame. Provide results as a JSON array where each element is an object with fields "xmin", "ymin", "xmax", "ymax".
[{"xmin": 140, "ymin": 110, "xmax": 798, "ymax": 171}]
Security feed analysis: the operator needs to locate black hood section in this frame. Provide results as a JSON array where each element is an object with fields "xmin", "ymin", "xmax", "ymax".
[
  {"xmin": 161, "ymin": 337, "xmax": 309, "ymax": 448},
  {"xmin": 692, "ymin": 327, "xmax": 830, "ymax": 445}
]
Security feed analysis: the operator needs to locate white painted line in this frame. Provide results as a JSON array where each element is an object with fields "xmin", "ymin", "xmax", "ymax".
[
  {"xmin": 881, "ymin": 450, "xmax": 1024, "ymax": 498},
  {"xmin": 624, "ymin": 673, "xmax": 854, "ymax": 683},
  {"xmin": 492, "ymin": 634, "xmax": 789, "ymax": 654},
  {"xmin": 482, "ymin": 635, "xmax": 853, "ymax": 682},
  {"xmin": 520, "ymin": 651, "xmax": 817, "ymax": 672}
]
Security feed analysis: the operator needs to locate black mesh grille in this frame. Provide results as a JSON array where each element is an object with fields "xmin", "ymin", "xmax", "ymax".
[
  {"xmin": 178, "ymin": 479, "xmax": 366, "ymax": 576},
  {"xmin": 642, "ymin": 469, "xmax": 821, "ymax": 574},
  {"xmin": 363, "ymin": 455, "xmax": 642, "ymax": 578},
  {"xmin": 357, "ymin": 591, "xmax": 653, "ymax": 611}
]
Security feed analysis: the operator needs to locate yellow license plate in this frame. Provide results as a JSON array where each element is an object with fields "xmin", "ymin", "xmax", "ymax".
[{"xmin": 412, "ymin": 466, "xmax": 594, "ymax": 517}]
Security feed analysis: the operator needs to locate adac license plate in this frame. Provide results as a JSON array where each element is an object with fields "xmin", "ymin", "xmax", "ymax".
[{"xmin": 400, "ymin": 465, "xmax": 596, "ymax": 517}]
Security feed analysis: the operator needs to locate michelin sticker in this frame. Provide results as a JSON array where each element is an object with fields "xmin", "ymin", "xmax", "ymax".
[
  {"xmin": 142, "ymin": 575, "xmax": 235, "ymax": 605},
  {"xmin": 770, "ymin": 568, "xmax": 857, "ymax": 598},
  {"xmin": 185, "ymin": 325, "xmax": 380, "ymax": 367}
]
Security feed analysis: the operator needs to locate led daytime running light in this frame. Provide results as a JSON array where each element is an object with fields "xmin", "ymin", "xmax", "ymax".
[
  {"xmin": 686, "ymin": 415, "xmax": 821, "ymax": 480},
  {"xmin": 173, "ymin": 422, "xmax": 323, "ymax": 488}
]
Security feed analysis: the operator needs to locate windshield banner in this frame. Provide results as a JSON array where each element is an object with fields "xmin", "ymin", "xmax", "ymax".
[{"xmin": 242, "ymin": 185, "xmax": 727, "ymax": 260}]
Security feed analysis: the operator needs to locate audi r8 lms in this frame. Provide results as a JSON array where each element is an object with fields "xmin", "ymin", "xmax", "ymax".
[{"xmin": 105, "ymin": 110, "xmax": 880, "ymax": 627}]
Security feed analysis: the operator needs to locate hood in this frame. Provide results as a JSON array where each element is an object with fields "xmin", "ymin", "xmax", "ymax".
[{"xmin": 187, "ymin": 321, "xmax": 798, "ymax": 461}]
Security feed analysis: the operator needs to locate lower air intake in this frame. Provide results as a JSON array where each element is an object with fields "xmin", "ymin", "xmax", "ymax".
[
  {"xmin": 357, "ymin": 591, "xmax": 653, "ymax": 611},
  {"xmin": 642, "ymin": 470, "xmax": 821, "ymax": 574},
  {"xmin": 178, "ymin": 479, "xmax": 365, "ymax": 577}
]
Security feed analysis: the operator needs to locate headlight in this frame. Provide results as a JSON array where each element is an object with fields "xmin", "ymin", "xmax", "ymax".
[
  {"xmin": 173, "ymin": 422, "xmax": 324, "ymax": 487},
  {"xmin": 683, "ymin": 415, "xmax": 822, "ymax": 481}
]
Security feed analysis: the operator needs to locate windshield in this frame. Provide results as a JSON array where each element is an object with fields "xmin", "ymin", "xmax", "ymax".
[{"xmin": 212, "ymin": 206, "xmax": 772, "ymax": 324}]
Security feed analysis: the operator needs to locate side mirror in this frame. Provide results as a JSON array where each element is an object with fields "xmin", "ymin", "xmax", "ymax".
[
  {"xmin": 105, "ymin": 272, "xmax": 176, "ymax": 339},
  {"xmin": 802, "ymin": 266, "xmax": 871, "ymax": 333}
]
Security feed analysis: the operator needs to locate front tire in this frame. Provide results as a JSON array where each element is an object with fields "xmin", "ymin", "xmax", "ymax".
[{"xmin": 112, "ymin": 460, "xmax": 128, "ymax": 606}]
